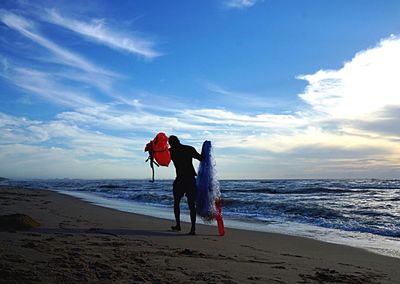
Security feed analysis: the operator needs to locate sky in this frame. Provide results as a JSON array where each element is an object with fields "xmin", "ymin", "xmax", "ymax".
[{"xmin": 1, "ymin": 0, "xmax": 400, "ymax": 179}]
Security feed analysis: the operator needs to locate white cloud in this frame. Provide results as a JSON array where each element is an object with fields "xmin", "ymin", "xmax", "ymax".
[
  {"xmin": 44, "ymin": 10, "xmax": 161, "ymax": 59},
  {"xmin": 298, "ymin": 35, "xmax": 400, "ymax": 120},
  {"xmin": 224, "ymin": 0, "xmax": 260, "ymax": 9},
  {"xmin": 182, "ymin": 35, "xmax": 400, "ymax": 159}
]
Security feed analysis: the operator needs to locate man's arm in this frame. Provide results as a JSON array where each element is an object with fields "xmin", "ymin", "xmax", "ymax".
[{"xmin": 191, "ymin": 147, "xmax": 204, "ymax": 161}]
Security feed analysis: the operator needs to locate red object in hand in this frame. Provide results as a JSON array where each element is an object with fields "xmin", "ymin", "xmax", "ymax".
[
  {"xmin": 145, "ymin": 132, "xmax": 171, "ymax": 167},
  {"xmin": 215, "ymin": 198, "xmax": 225, "ymax": 236}
]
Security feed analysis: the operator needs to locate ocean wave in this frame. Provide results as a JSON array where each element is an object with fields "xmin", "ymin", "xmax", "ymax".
[
  {"xmin": 269, "ymin": 202, "xmax": 345, "ymax": 219},
  {"xmin": 350, "ymin": 209, "xmax": 399, "ymax": 218},
  {"xmin": 127, "ymin": 193, "xmax": 172, "ymax": 204},
  {"xmin": 314, "ymin": 220, "xmax": 400, "ymax": 238},
  {"xmin": 255, "ymin": 179, "xmax": 400, "ymax": 190},
  {"xmin": 221, "ymin": 198, "xmax": 242, "ymax": 207},
  {"xmin": 223, "ymin": 186, "xmax": 368, "ymax": 195},
  {"xmin": 220, "ymin": 198, "xmax": 344, "ymax": 220},
  {"xmin": 98, "ymin": 184, "xmax": 129, "ymax": 189}
]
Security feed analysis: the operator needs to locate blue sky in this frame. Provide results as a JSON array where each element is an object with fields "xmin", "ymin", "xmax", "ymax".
[{"xmin": 1, "ymin": 0, "xmax": 400, "ymax": 179}]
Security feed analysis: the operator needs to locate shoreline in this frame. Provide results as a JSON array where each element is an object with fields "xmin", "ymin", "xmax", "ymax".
[
  {"xmin": 1, "ymin": 186, "xmax": 400, "ymax": 283},
  {"xmin": 56, "ymin": 188, "xmax": 400, "ymax": 259}
]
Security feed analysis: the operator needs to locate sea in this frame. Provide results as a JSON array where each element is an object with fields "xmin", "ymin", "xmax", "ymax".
[{"xmin": 1, "ymin": 178, "xmax": 400, "ymax": 259}]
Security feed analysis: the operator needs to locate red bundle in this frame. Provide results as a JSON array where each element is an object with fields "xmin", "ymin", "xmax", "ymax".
[
  {"xmin": 144, "ymin": 132, "xmax": 171, "ymax": 167},
  {"xmin": 144, "ymin": 132, "xmax": 171, "ymax": 182}
]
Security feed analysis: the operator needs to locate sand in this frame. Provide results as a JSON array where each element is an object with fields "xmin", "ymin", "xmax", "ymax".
[{"xmin": 0, "ymin": 186, "xmax": 399, "ymax": 283}]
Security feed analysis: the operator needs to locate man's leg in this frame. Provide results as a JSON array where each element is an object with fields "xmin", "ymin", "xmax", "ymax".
[
  {"xmin": 188, "ymin": 197, "xmax": 196, "ymax": 235},
  {"xmin": 187, "ymin": 179, "xmax": 197, "ymax": 235},
  {"xmin": 172, "ymin": 194, "xmax": 182, "ymax": 231},
  {"xmin": 172, "ymin": 180, "xmax": 183, "ymax": 231}
]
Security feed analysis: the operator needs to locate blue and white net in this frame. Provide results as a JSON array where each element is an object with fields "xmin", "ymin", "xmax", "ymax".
[{"xmin": 196, "ymin": 141, "xmax": 220, "ymax": 222}]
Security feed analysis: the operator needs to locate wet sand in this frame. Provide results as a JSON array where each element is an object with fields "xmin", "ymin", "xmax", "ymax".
[{"xmin": 0, "ymin": 186, "xmax": 399, "ymax": 283}]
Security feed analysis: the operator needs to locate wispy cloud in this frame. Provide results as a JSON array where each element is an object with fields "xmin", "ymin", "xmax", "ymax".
[
  {"xmin": 204, "ymin": 82, "xmax": 239, "ymax": 96},
  {"xmin": 0, "ymin": 10, "xmax": 117, "ymax": 76},
  {"xmin": 202, "ymin": 81, "xmax": 293, "ymax": 110},
  {"xmin": 0, "ymin": 61, "xmax": 101, "ymax": 108},
  {"xmin": 0, "ymin": 111, "xmax": 175, "ymax": 178},
  {"xmin": 43, "ymin": 9, "xmax": 161, "ymax": 59},
  {"xmin": 179, "ymin": 108, "xmax": 306, "ymax": 129},
  {"xmin": 224, "ymin": 0, "xmax": 260, "ymax": 9},
  {"xmin": 0, "ymin": 112, "xmax": 142, "ymax": 156},
  {"xmin": 56, "ymin": 105, "xmax": 205, "ymax": 133}
]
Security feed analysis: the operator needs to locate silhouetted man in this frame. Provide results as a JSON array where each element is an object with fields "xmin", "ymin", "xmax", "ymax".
[{"xmin": 168, "ymin": 135, "xmax": 203, "ymax": 235}]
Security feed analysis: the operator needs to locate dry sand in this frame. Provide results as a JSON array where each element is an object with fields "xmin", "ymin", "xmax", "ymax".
[{"xmin": 0, "ymin": 186, "xmax": 399, "ymax": 283}]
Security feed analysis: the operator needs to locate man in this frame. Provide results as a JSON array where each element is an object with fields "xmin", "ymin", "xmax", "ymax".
[{"xmin": 168, "ymin": 135, "xmax": 203, "ymax": 235}]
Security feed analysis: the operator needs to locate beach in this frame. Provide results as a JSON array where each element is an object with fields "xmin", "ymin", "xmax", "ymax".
[{"xmin": 1, "ymin": 187, "xmax": 399, "ymax": 283}]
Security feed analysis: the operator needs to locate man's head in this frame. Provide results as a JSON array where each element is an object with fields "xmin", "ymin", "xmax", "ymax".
[{"xmin": 168, "ymin": 135, "xmax": 180, "ymax": 148}]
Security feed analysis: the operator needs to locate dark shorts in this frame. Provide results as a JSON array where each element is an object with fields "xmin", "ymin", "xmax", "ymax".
[{"xmin": 173, "ymin": 177, "xmax": 197, "ymax": 202}]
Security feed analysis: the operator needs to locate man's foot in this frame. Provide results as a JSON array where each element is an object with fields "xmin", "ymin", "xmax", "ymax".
[
  {"xmin": 171, "ymin": 225, "xmax": 181, "ymax": 231},
  {"xmin": 187, "ymin": 230, "xmax": 196, "ymax": 235}
]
